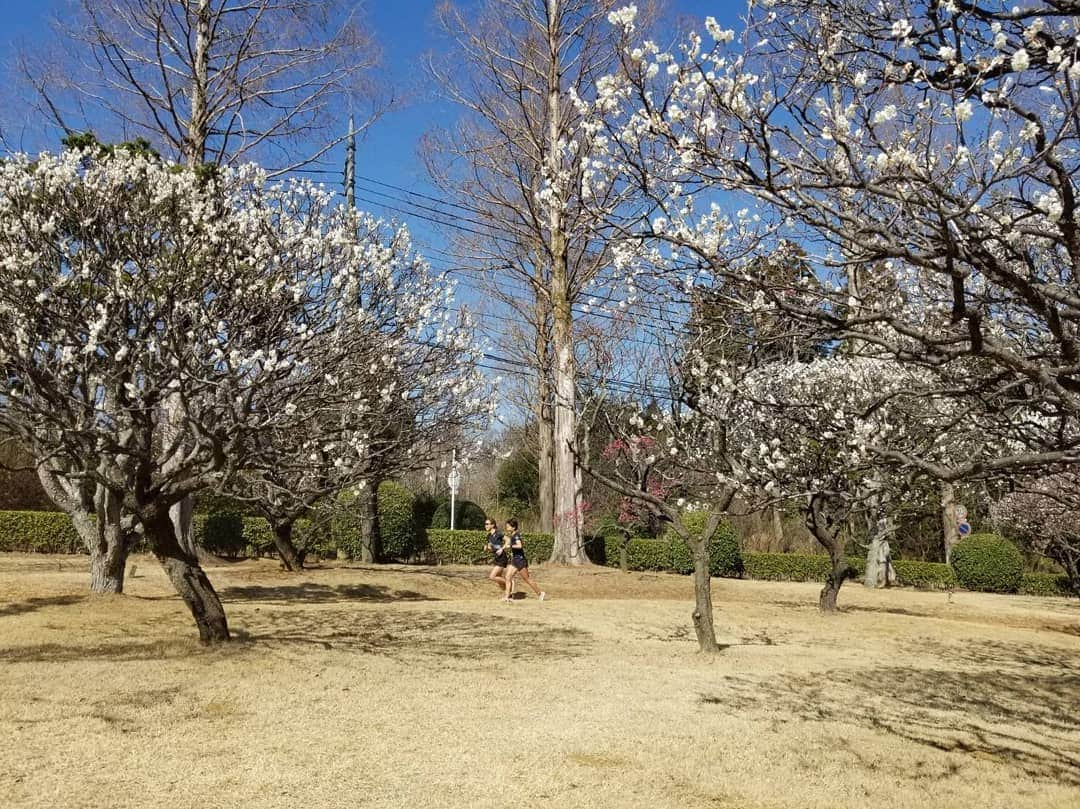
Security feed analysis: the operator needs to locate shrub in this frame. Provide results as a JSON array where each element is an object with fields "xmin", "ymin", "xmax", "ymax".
[
  {"xmin": 378, "ymin": 481, "xmax": 418, "ymax": 561},
  {"xmin": 1019, "ymin": 572, "xmax": 1075, "ymax": 598},
  {"xmin": 667, "ymin": 513, "xmax": 743, "ymax": 577},
  {"xmin": 331, "ymin": 489, "xmax": 365, "ymax": 560},
  {"xmin": 618, "ymin": 538, "xmax": 672, "ymax": 571},
  {"xmin": 426, "ymin": 529, "xmax": 554, "ymax": 565},
  {"xmin": 411, "ymin": 492, "xmax": 443, "ymax": 532},
  {"xmin": 742, "ymin": 552, "xmax": 862, "ymax": 583},
  {"xmin": 241, "ymin": 517, "xmax": 276, "ymax": 556},
  {"xmin": 429, "ymin": 498, "xmax": 487, "ymax": 531},
  {"xmin": 197, "ymin": 511, "xmax": 245, "ymax": 557},
  {"xmin": 0, "ymin": 510, "xmax": 83, "ymax": 554},
  {"xmin": 892, "ymin": 560, "xmax": 956, "ymax": 590},
  {"xmin": 497, "ymin": 450, "xmax": 540, "ymax": 509},
  {"xmin": 950, "ymin": 533, "xmax": 1025, "ymax": 593}
]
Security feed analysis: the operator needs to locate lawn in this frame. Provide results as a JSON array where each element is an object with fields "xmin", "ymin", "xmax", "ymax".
[{"xmin": 0, "ymin": 554, "xmax": 1077, "ymax": 809}]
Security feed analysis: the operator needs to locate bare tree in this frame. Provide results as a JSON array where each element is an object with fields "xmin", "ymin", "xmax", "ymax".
[
  {"xmin": 15, "ymin": 0, "xmax": 383, "ymax": 172},
  {"xmin": 425, "ymin": 0, "xmax": 655, "ymax": 561}
]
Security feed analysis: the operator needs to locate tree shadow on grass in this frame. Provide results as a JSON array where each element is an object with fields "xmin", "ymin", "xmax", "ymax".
[
  {"xmin": 234, "ymin": 606, "xmax": 592, "ymax": 661},
  {"xmin": 0, "ymin": 595, "xmax": 85, "ymax": 618},
  {"xmin": 0, "ymin": 639, "xmax": 209, "ymax": 665},
  {"xmin": 701, "ymin": 640, "xmax": 1080, "ymax": 786},
  {"xmin": 220, "ymin": 582, "xmax": 435, "ymax": 604}
]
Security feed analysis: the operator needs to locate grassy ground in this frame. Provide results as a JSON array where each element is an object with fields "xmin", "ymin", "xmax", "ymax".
[{"xmin": 0, "ymin": 553, "xmax": 1078, "ymax": 809}]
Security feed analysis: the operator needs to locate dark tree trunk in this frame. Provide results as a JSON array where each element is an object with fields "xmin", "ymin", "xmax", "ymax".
[
  {"xmin": 619, "ymin": 534, "xmax": 629, "ymax": 572},
  {"xmin": 806, "ymin": 496, "xmax": 848, "ymax": 613},
  {"xmin": 690, "ymin": 538, "xmax": 721, "ymax": 653},
  {"xmin": 819, "ymin": 548, "xmax": 849, "ymax": 612},
  {"xmin": 358, "ymin": 481, "xmax": 380, "ymax": 563},
  {"xmin": 147, "ymin": 509, "xmax": 229, "ymax": 643},
  {"xmin": 272, "ymin": 520, "xmax": 304, "ymax": 571},
  {"xmin": 89, "ymin": 525, "xmax": 129, "ymax": 594}
]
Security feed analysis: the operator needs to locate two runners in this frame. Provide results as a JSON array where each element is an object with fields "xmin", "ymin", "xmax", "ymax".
[{"xmin": 485, "ymin": 517, "xmax": 545, "ymax": 603}]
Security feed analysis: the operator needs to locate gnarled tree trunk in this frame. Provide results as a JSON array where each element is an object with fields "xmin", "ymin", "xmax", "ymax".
[
  {"xmin": 89, "ymin": 488, "xmax": 134, "ymax": 594},
  {"xmin": 38, "ymin": 466, "xmax": 132, "ymax": 594},
  {"xmin": 272, "ymin": 519, "xmax": 304, "ymax": 571},
  {"xmin": 146, "ymin": 509, "xmax": 229, "ymax": 644},
  {"xmin": 807, "ymin": 496, "xmax": 847, "ymax": 612}
]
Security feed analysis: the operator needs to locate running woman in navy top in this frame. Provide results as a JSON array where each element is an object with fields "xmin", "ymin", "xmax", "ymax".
[
  {"xmin": 503, "ymin": 518, "xmax": 546, "ymax": 602},
  {"xmin": 485, "ymin": 518, "xmax": 508, "ymax": 594}
]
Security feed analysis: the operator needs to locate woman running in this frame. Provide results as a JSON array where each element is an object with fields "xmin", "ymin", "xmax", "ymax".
[
  {"xmin": 485, "ymin": 518, "xmax": 508, "ymax": 594},
  {"xmin": 503, "ymin": 519, "xmax": 546, "ymax": 602}
]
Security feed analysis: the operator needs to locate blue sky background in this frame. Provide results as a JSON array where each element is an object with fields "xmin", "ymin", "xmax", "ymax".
[
  {"xmin": 0, "ymin": 1, "xmax": 740, "ymax": 226},
  {"xmin": 0, "ymin": 1, "xmax": 742, "ymax": 418}
]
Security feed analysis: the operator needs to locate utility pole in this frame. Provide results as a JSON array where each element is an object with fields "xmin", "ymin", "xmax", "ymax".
[{"xmin": 344, "ymin": 113, "xmax": 356, "ymax": 208}]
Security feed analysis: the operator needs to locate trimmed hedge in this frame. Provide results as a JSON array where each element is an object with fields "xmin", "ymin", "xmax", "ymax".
[
  {"xmin": 1019, "ymin": 572, "xmax": 1075, "ymax": 598},
  {"xmin": 430, "ymin": 499, "xmax": 487, "ymax": 531},
  {"xmin": 742, "ymin": 552, "xmax": 862, "ymax": 583},
  {"xmin": 0, "ymin": 510, "xmax": 84, "ymax": 554},
  {"xmin": 378, "ymin": 481, "xmax": 418, "ymax": 561},
  {"xmin": 892, "ymin": 560, "xmax": 957, "ymax": 590},
  {"xmin": 951, "ymin": 533, "xmax": 1025, "ymax": 594},
  {"xmin": 330, "ymin": 489, "xmax": 365, "ymax": 559},
  {"xmin": 197, "ymin": 512, "xmax": 245, "ymax": 557},
  {"xmin": 426, "ymin": 529, "xmax": 554, "ymax": 565},
  {"xmin": 667, "ymin": 513, "xmax": 743, "ymax": 577}
]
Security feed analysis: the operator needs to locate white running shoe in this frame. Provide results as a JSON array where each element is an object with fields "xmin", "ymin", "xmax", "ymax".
[{"xmin": 539, "ymin": 591, "xmax": 547, "ymax": 601}]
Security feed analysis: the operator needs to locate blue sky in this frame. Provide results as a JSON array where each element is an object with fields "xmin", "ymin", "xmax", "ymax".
[
  {"xmin": 0, "ymin": 0, "xmax": 743, "ymax": 428},
  {"xmin": 0, "ymin": 1, "xmax": 740, "ymax": 217}
]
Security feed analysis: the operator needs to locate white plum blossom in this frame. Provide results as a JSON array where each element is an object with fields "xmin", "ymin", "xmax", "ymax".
[{"xmin": 1011, "ymin": 48, "xmax": 1031, "ymax": 71}]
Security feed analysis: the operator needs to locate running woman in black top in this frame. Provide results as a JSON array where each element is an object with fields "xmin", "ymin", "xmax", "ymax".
[
  {"xmin": 503, "ymin": 519, "xmax": 546, "ymax": 602},
  {"xmin": 485, "ymin": 518, "xmax": 508, "ymax": 594}
]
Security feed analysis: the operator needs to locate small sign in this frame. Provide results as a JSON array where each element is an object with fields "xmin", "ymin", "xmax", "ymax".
[
  {"xmin": 955, "ymin": 505, "xmax": 968, "ymax": 522},
  {"xmin": 957, "ymin": 521, "xmax": 972, "ymax": 536},
  {"xmin": 447, "ymin": 469, "xmax": 461, "ymax": 490}
]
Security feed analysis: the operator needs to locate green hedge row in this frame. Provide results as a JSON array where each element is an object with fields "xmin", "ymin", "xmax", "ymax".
[
  {"xmin": 741, "ymin": 552, "xmax": 862, "ymax": 583},
  {"xmin": 0, "ymin": 511, "xmax": 84, "ymax": 554},
  {"xmin": 1019, "ymin": 572, "xmax": 1075, "ymax": 598},
  {"xmin": 1, "ymin": 511, "xmax": 1074, "ymax": 600},
  {"xmin": 596, "ymin": 516, "xmax": 743, "ymax": 577},
  {"xmin": 425, "ymin": 529, "xmax": 554, "ymax": 565},
  {"xmin": 892, "ymin": 560, "xmax": 957, "ymax": 590}
]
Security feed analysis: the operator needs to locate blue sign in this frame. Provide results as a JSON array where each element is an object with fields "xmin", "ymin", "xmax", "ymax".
[{"xmin": 957, "ymin": 521, "xmax": 972, "ymax": 536}]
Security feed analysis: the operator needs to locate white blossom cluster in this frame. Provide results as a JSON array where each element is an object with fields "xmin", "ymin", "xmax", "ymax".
[{"xmin": 0, "ymin": 147, "xmax": 490, "ymax": 515}]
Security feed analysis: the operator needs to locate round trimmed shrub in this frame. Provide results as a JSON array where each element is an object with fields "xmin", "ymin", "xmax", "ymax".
[
  {"xmin": 198, "ymin": 511, "xmax": 245, "ymax": 557},
  {"xmin": 668, "ymin": 512, "xmax": 743, "ymax": 577},
  {"xmin": 951, "ymin": 532, "xmax": 1024, "ymax": 593},
  {"xmin": 331, "ymin": 489, "xmax": 365, "ymax": 559},
  {"xmin": 378, "ymin": 481, "xmax": 418, "ymax": 561},
  {"xmin": 412, "ymin": 492, "xmax": 443, "ymax": 531},
  {"xmin": 429, "ymin": 498, "xmax": 487, "ymax": 531}
]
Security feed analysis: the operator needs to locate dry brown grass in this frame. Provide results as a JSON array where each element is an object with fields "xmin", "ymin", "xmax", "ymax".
[{"xmin": 0, "ymin": 553, "xmax": 1077, "ymax": 809}]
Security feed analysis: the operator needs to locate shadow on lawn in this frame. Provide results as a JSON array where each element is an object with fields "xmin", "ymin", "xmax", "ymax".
[
  {"xmin": 235, "ymin": 606, "xmax": 591, "ymax": 661},
  {"xmin": 701, "ymin": 639, "xmax": 1080, "ymax": 786},
  {"xmin": 0, "ymin": 595, "xmax": 85, "ymax": 618},
  {"xmin": 221, "ymin": 582, "xmax": 434, "ymax": 604}
]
